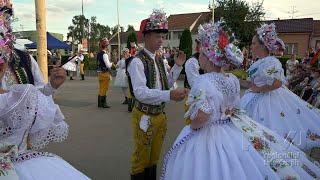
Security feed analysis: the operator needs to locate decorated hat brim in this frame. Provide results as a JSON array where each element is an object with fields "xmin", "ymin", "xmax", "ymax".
[{"xmin": 143, "ymin": 29, "xmax": 168, "ymax": 34}]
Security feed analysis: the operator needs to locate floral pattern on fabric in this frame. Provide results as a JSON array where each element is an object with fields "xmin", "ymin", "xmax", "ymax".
[
  {"xmin": 307, "ymin": 130, "xmax": 320, "ymax": 141},
  {"xmin": 2, "ymin": 68, "xmax": 18, "ymax": 89}
]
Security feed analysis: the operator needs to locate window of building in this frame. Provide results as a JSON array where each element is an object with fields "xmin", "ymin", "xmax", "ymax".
[
  {"xmin": 284, "ymin": 43, "xmax": 298, "ymax": 55},
  {"xmin": 166, "ymin": 33, "xmax": 171, "ymax": 40}
]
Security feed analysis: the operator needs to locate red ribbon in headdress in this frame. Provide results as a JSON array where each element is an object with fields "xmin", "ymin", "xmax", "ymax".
[
  {"xmin": 137, "ymin": 19, "xmax": 148, "ymax": 44},
  {"xmin": 310, "ymin": 49, "xmax": 320, "ymax": 65}
]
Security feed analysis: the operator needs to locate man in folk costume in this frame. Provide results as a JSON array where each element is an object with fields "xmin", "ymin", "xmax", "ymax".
[
  {"xmin": 96, "ymin": 38, "xmax": 114, "ymax": 108},
  {"xmin": 127, "ymin": 9, "xmax": 189, "ymax": 180},
  {"xmin": 0, "ymin": 0, "xmax": 66, "ymax": 96},
  {"xmin": 183, "ymin": 36, "xmax": 205, "ymax": 125}
]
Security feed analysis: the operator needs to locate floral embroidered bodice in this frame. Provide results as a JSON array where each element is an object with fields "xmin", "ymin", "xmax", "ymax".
[
  {"xmin": 247, "ymin": 56, "xmax": 287, "ymax": 87},
  {"xmin": 0, "ymin": 84, "xmax": 68, "ymax": 155},
  {"xmin": 185, "ymin": 72, "xmax": 241, "ymax": 122}
]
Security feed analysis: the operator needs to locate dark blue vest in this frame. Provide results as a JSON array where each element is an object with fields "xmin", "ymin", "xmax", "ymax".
[{"xmin": 96, "ymin": 50, "xmax": 108, "ymax": 72}]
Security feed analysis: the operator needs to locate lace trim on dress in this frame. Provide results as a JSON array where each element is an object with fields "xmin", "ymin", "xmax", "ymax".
[
  {"xmin": 29, "ymin": 121, "xmax": 69, "ymax": 150},
  {"xmin": 11, "ymin": 151, "xmax": 57, "ymax": 162}
]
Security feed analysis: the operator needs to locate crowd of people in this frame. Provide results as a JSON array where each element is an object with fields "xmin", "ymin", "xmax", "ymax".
[{"xmin": 1, "ymin": 0, "xmax": 320, "ymax": 179}]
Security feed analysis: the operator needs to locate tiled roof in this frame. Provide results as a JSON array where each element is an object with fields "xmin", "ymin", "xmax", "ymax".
[
  {"xmin": 168, "ymin": 12, "xmax": 211, "ymax": 31},
  {"xmin": 109, "ymin": 31, "xmax": 144, "ymax": 44},
  {"xmin": 266, "ymin": 18, "xmax": 314, "ymax": 33}
]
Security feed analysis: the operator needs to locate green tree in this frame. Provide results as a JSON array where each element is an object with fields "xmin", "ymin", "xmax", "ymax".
[
  {"xmin": 179, "ymin": 29, "xmax": 193, "ymax": 59},
  {"xmin": 212, "ymin": 0, "xmax": 265, "ymax": 47},
  {"xmin": 127, "ymin": 32, "xmax": 137, "ymax": 49},
  {"xmin": 111, "ymin": 25, "xmax": 124, "ymax": 35},
  {"xmin": 88, "ymin": 16, "xmax": 111, "ymax": 52},
  {"xmin": 67, "ymin": 15, "xmax": 90, "ymax": 42},
  {"xmin": 126, "ymin": 25, "xmax": 135, "ymax": 32}
]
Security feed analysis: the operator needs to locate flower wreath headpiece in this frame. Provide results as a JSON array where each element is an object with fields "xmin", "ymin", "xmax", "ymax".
[
  {"xmin": 256, "ymin": 23, "xmax": 285, "ymax": 53},
  {"xmin": 198, "ymin": 19, "xmax": 243, "ymax": 67}
]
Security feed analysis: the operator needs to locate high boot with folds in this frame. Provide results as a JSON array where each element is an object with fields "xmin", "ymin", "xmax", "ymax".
[
  {"xmin": 101, "ymin": 96, "xmax": 111, "ymax": 108},
  {"xmin": 130, "ymin": 171, "xmax": 145, "ymax": 180},
  {"xmin": 98, "ymin": 96, "xmax": 102, "ymax": 108}
]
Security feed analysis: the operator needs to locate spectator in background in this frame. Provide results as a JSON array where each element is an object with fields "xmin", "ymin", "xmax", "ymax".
[
  {"xmin": 308, "ymin": 47, "xmax": 315, "ymax": 58},
  {"xmin": 285, "ymin": 54, "xmax": 299, "ymax": 80}
]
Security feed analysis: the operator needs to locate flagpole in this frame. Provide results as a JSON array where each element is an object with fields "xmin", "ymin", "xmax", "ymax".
[
  {"xmin": 117, "ymin": 0, "xmax": 121, "ymax": 61},
  {"xmin": 35, "ymin": 0, "xmax": 48, "ymax": 82},
  {"xmin": 212, "ymin": 0, "xmax": 214, "ymax": 21}
]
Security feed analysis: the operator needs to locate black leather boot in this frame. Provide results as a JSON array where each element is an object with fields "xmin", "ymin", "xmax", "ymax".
[
  {"xmin": 127, "ymin": 98, "xmax": 133, "ymax": 112},
  {"xmin": 98, "ymin": 96, "xmax": 102, "ymax": 108},
  {"xmin": 122, "ymin": 97, "xmax": 128, "ymax": 104},
  {"xmin": 131, "ymin": 171, "xmax": 145, "ymax": 180},
  {"xmin": 101, "ymin": 96, "xmax": 110, "ymax": 108}
]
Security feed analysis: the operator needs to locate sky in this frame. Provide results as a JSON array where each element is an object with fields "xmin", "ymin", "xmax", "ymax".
[{"xmin": 11, "ymin": 0, "xmax": 320, "ymax": 40}]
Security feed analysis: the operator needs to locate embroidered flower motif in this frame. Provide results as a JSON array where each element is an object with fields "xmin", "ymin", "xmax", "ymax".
[
  {"xmin": 250, "ymin": 136, "xmax": 270, "ymax": 151},
  {"xmin": 248, "ymin": 121, "xmax": 257, "ymax": 129},
  {"xmin": 307, "ymin": 129, "xmax": 320, "ymax": 141},
  {"xmin": 281, "ymin": 176, "xmax": 298, "ymax": 180},
  {"xmin": 185, "ymin": 89, "xmax": 206, "ymax": 106},
  {"xmin": 269, "ymin": 159, "xmax": 288, "ymax": 172},
  {"xmin": 0, "ymin": 160, "xmax": 12, "ymax": 171},
  {"xmin": 242, "ymin": 126, "xmax": 254, "ymax": 133},
  {"xmin": 297, "ymin": 109, "xmax": 301, "ymax": 114},
  {"xmin": 266, "ymin": 66, "xmax": 278, "ymax": 75},
  {"xmin": 262, "ymin": 130, "xmax": 277, "ymax": 143}
]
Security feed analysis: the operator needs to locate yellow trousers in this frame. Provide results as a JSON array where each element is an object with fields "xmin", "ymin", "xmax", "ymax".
[
  {"xmin": 98, "ymin": 72, "xmax": 110, "ymax": 96},
  {"xmin": 80, "ymin": 64, "xmax": 84, "ymax": 75},
  {"xmin": 184, "ymin": 96, "xmax": 191, "ymax": 125},
  {"xmin": 130, "ymin": 108, "xmax": 167, "ymax": 175}
]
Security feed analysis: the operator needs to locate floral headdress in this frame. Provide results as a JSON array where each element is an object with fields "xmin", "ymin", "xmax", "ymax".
[
  {"xmin": 0, "ymin": 0, "xmax": 14, "ymax": 65},
  {"xmin": 198, "ymin": 19, "xmax": 243, "ymax": 67},
  {"xmin": 256, "ymin": 23, "xmax": 285, "ymax": 53},
  {"xmin": 138, "ymin": 9, "xmax": 168, "ymax": 43},
  {"xmin": 99, "ymin": 38, "xmax": 109, "ymax": 48}
]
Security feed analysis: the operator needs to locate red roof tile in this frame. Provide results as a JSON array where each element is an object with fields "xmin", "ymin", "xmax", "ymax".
[{"xmin": 168, "ymin": 12, "xmax": 211, "ymax": 31}]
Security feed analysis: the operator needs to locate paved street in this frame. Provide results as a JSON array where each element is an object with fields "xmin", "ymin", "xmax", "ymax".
[{"xmin": 43, "ymin": 77, "xmax": 186, "ymax": 180}]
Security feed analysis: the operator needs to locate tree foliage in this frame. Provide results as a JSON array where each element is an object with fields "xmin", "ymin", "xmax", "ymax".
[
  {"xmin": 126, "ymin": 25, "xmax": 135, "ymax": 32},
  {"xmin": 179, "ymin": 29, "xmax": 193, "ymax": 59},
  {"xmin": 67, "ymin": 15, "xmax": 89, "ymax": 42},
  {"xmin": 127, "ymin": 32, "xmax": 137, "ymax": 49},
  {"xmin": 212, "ymin": 0, "xmax": 265, "ymax": 47}
]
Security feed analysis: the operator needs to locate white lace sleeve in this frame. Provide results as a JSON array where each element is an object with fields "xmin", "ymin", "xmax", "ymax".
[
  {"xmin": 260, "ymin": 57, "xmax": 287, "ymax": 85},
  {"xmin": 184, "ymin": 76, "xmax": 217, "ymax": 120},
  {"xmin": 28, "ymin": 87, "xmax": 69, "ymax": 150}
]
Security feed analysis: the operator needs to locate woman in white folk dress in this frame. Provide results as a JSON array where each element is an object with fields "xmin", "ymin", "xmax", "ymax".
[
  {"xmin": 62, "ymin": 53, "xmax": 79, "ymax": 80},
  {"xmin": 161, "ymin": 20, "xmax": 320, "ymax": 180},
  {"xmin": 239, "ymin": 23, "xmax": 320, "ymax": 151},
  {"xmin": 114, "ymin": 48, "xmax": 130, "ymax": 104}
]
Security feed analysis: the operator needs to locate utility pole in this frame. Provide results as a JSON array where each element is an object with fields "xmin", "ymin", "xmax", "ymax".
[
  {"xmin": 117, "ymin": 0, "xmax": 121, "ymax": 61},
  {"xmin": 288, "ymin": 6, "xmax": 298, "ymax": 19},
  {"xmin": 212, "ymin": 0, "xmax": 214, "ymax": 21},
  {"xmin": 81, "ymin": 0, "xmax": 84, "ymax": 52},
  {"xmin": 35, "ymin": 0, "xmax": 48, "ymax": 82}
]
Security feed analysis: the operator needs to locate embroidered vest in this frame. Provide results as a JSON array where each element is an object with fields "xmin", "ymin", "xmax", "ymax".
[
  {"xmin": 127, "ymin": 49, "xmax": 169, "ymax": 98},
  {"xmin": 96, "ymin": 50, "xmax": 109, "ymax": 72},
  {"xmin": 9, "ymin": 49, "xmax": 34, "ymax": 85}
]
